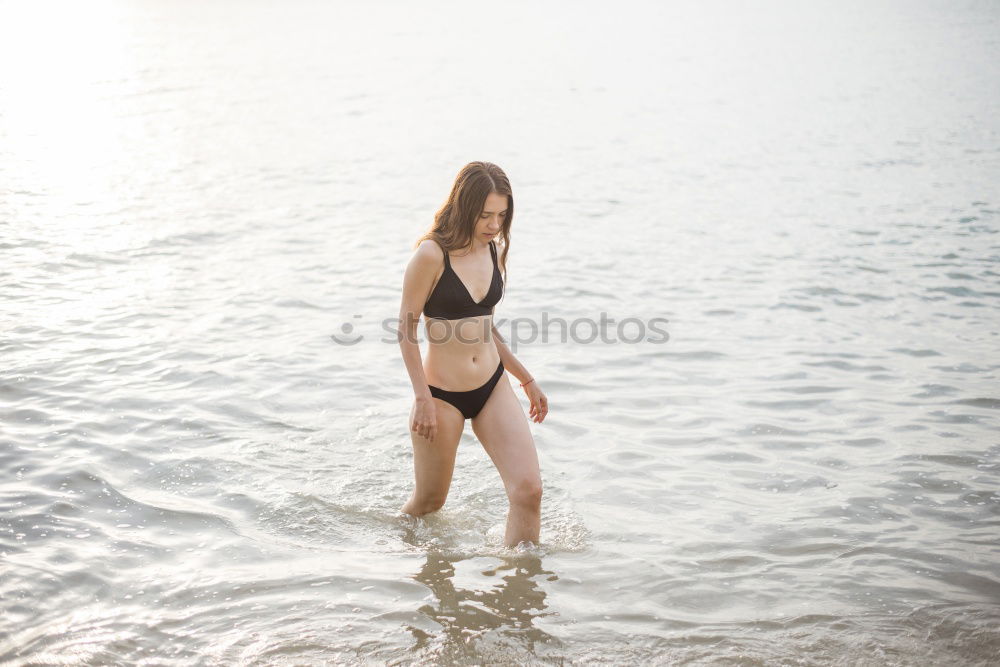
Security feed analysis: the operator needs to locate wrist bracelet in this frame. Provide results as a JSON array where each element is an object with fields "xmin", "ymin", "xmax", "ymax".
[{"xmin": 520, "ymin": 378, "xmax": 535, "ymax": 388}]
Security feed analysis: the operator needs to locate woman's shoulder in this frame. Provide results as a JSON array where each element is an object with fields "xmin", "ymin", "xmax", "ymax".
[
  {"xmin": 412, "ymin": 238, "xmax": 446, "ymax": 269},
  {"xmin": 416, "ymin": 237, "xmax": 444, "ymax": 255}
]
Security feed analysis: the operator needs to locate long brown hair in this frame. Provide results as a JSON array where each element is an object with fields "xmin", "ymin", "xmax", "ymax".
[{"xmin": 415, "ymin": 161, "xmax": 512, "ymax": 284}]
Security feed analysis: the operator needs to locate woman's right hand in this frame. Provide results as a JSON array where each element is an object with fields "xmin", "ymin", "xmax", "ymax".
[{"xmin": 412, "ymin": 396, "xmax": 438, "ymax": 442}]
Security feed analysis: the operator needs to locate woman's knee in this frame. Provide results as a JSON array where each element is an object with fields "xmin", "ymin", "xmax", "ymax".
[{"xmin": 508, "ymin": 478, "xmax": 542, "ymax": 509}]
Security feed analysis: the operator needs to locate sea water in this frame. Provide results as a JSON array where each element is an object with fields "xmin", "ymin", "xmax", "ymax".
[{"xmin": 2, "ymin": 0, "xmax": 999, "ymax": 664}]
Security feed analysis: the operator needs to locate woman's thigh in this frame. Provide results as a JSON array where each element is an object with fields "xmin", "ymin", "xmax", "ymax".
[
  {"xmin": 407, "ymin": 397, "xmax": 467, "ymax": 503},
  {"xmin": 471, "ymin": 376, "xmax": 541, "ymax": 492}
]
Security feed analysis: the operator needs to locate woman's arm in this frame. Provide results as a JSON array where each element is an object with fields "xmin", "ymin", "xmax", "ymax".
[
  {"xmin": 399, "ymin": 241, "xmax": 444, "ymax": 440},
  {"xmin": 398, "ymin": 242, "xmax": 440, "ymax": 401},
  {"xmin": 492, "ymin": 323, "xmax": 548, "ymax": 423},
  {"xmin": 490, "ymin": 324, "xmax": 533, "ymax": 384}
]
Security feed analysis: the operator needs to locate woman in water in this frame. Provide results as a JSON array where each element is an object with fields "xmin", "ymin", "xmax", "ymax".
[{"xmin": 397, "ymin": 161, "xmax": 548, "ymax": 548}]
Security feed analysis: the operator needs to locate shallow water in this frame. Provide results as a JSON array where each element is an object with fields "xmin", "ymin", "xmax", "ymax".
[{"xmin": 2, "ymin": 0, "xmax": 999, "ymax": 664}]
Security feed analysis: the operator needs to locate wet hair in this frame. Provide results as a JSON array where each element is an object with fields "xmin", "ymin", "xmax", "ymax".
[{"xmin": 415, "ymin": 161, "xmax": 512, "ymax": 282}]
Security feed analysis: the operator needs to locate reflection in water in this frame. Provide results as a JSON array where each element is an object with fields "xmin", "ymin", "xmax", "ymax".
[{"xmin": 407, "ymin": 549, "xmax": 562, "ymax": 662}]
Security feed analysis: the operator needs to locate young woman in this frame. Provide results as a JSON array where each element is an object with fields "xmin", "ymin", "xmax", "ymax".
[{"xmin": 397, "ymin": 161, "xmax": 548, "ymax": 548}]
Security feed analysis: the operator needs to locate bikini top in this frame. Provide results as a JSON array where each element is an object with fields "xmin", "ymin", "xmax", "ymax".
[{"xmin": 423, "ymin": 240, "xmax": 503, "ymax": 320}]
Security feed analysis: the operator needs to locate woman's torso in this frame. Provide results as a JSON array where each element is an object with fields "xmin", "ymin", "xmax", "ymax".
[{"xmin": 422, "ymin": 239, "xmax": 503, "ymax": 390}]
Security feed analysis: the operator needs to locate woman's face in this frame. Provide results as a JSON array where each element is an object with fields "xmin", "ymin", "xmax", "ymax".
[{"xmin": 475, "ymin": 191, "xmax": 508, "ymax": 243}]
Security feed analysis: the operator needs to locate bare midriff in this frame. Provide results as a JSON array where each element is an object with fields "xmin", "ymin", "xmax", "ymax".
[{"xmin": 423, "ymin": 314, "xmax": 500, "ymax": 391}]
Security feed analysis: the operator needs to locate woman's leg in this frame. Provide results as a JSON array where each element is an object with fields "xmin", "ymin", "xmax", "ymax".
[
  {"xmin": 471, "ymin": 375, "xmax": 542, "ymax": 547},
  {"xmin": 400, "ymin": 398, "xmax": 467, "ymax": 516}
]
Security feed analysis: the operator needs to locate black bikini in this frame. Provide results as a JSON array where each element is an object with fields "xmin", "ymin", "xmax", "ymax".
[
  {"xmin": 423, "ymin": 240, "xmax": 503, "ymax": 320},
  {"xmin": 423, "ymin": 240, "xmax": 505, "ymax": 419}
]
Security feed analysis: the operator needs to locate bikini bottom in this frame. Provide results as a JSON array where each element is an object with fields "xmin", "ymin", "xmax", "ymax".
[{"xmin": 428, "ymin": 360, "xmax": 505, "ymax": 420}]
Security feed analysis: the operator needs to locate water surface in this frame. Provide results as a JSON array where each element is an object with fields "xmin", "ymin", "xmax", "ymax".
[{"xmin": 2, "ymin": 0, "xmax": 999, "ymax": 664}]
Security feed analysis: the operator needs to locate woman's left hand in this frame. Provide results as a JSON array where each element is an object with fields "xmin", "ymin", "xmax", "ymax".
[{"xmin": 524, "ymin": 381, "xmax": 548, "ymax": 423}]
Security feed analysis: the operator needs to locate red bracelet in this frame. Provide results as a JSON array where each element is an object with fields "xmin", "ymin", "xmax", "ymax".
[{"xmin": 520, "ymin": 378, "xmax": 535, "ymax": 388}]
